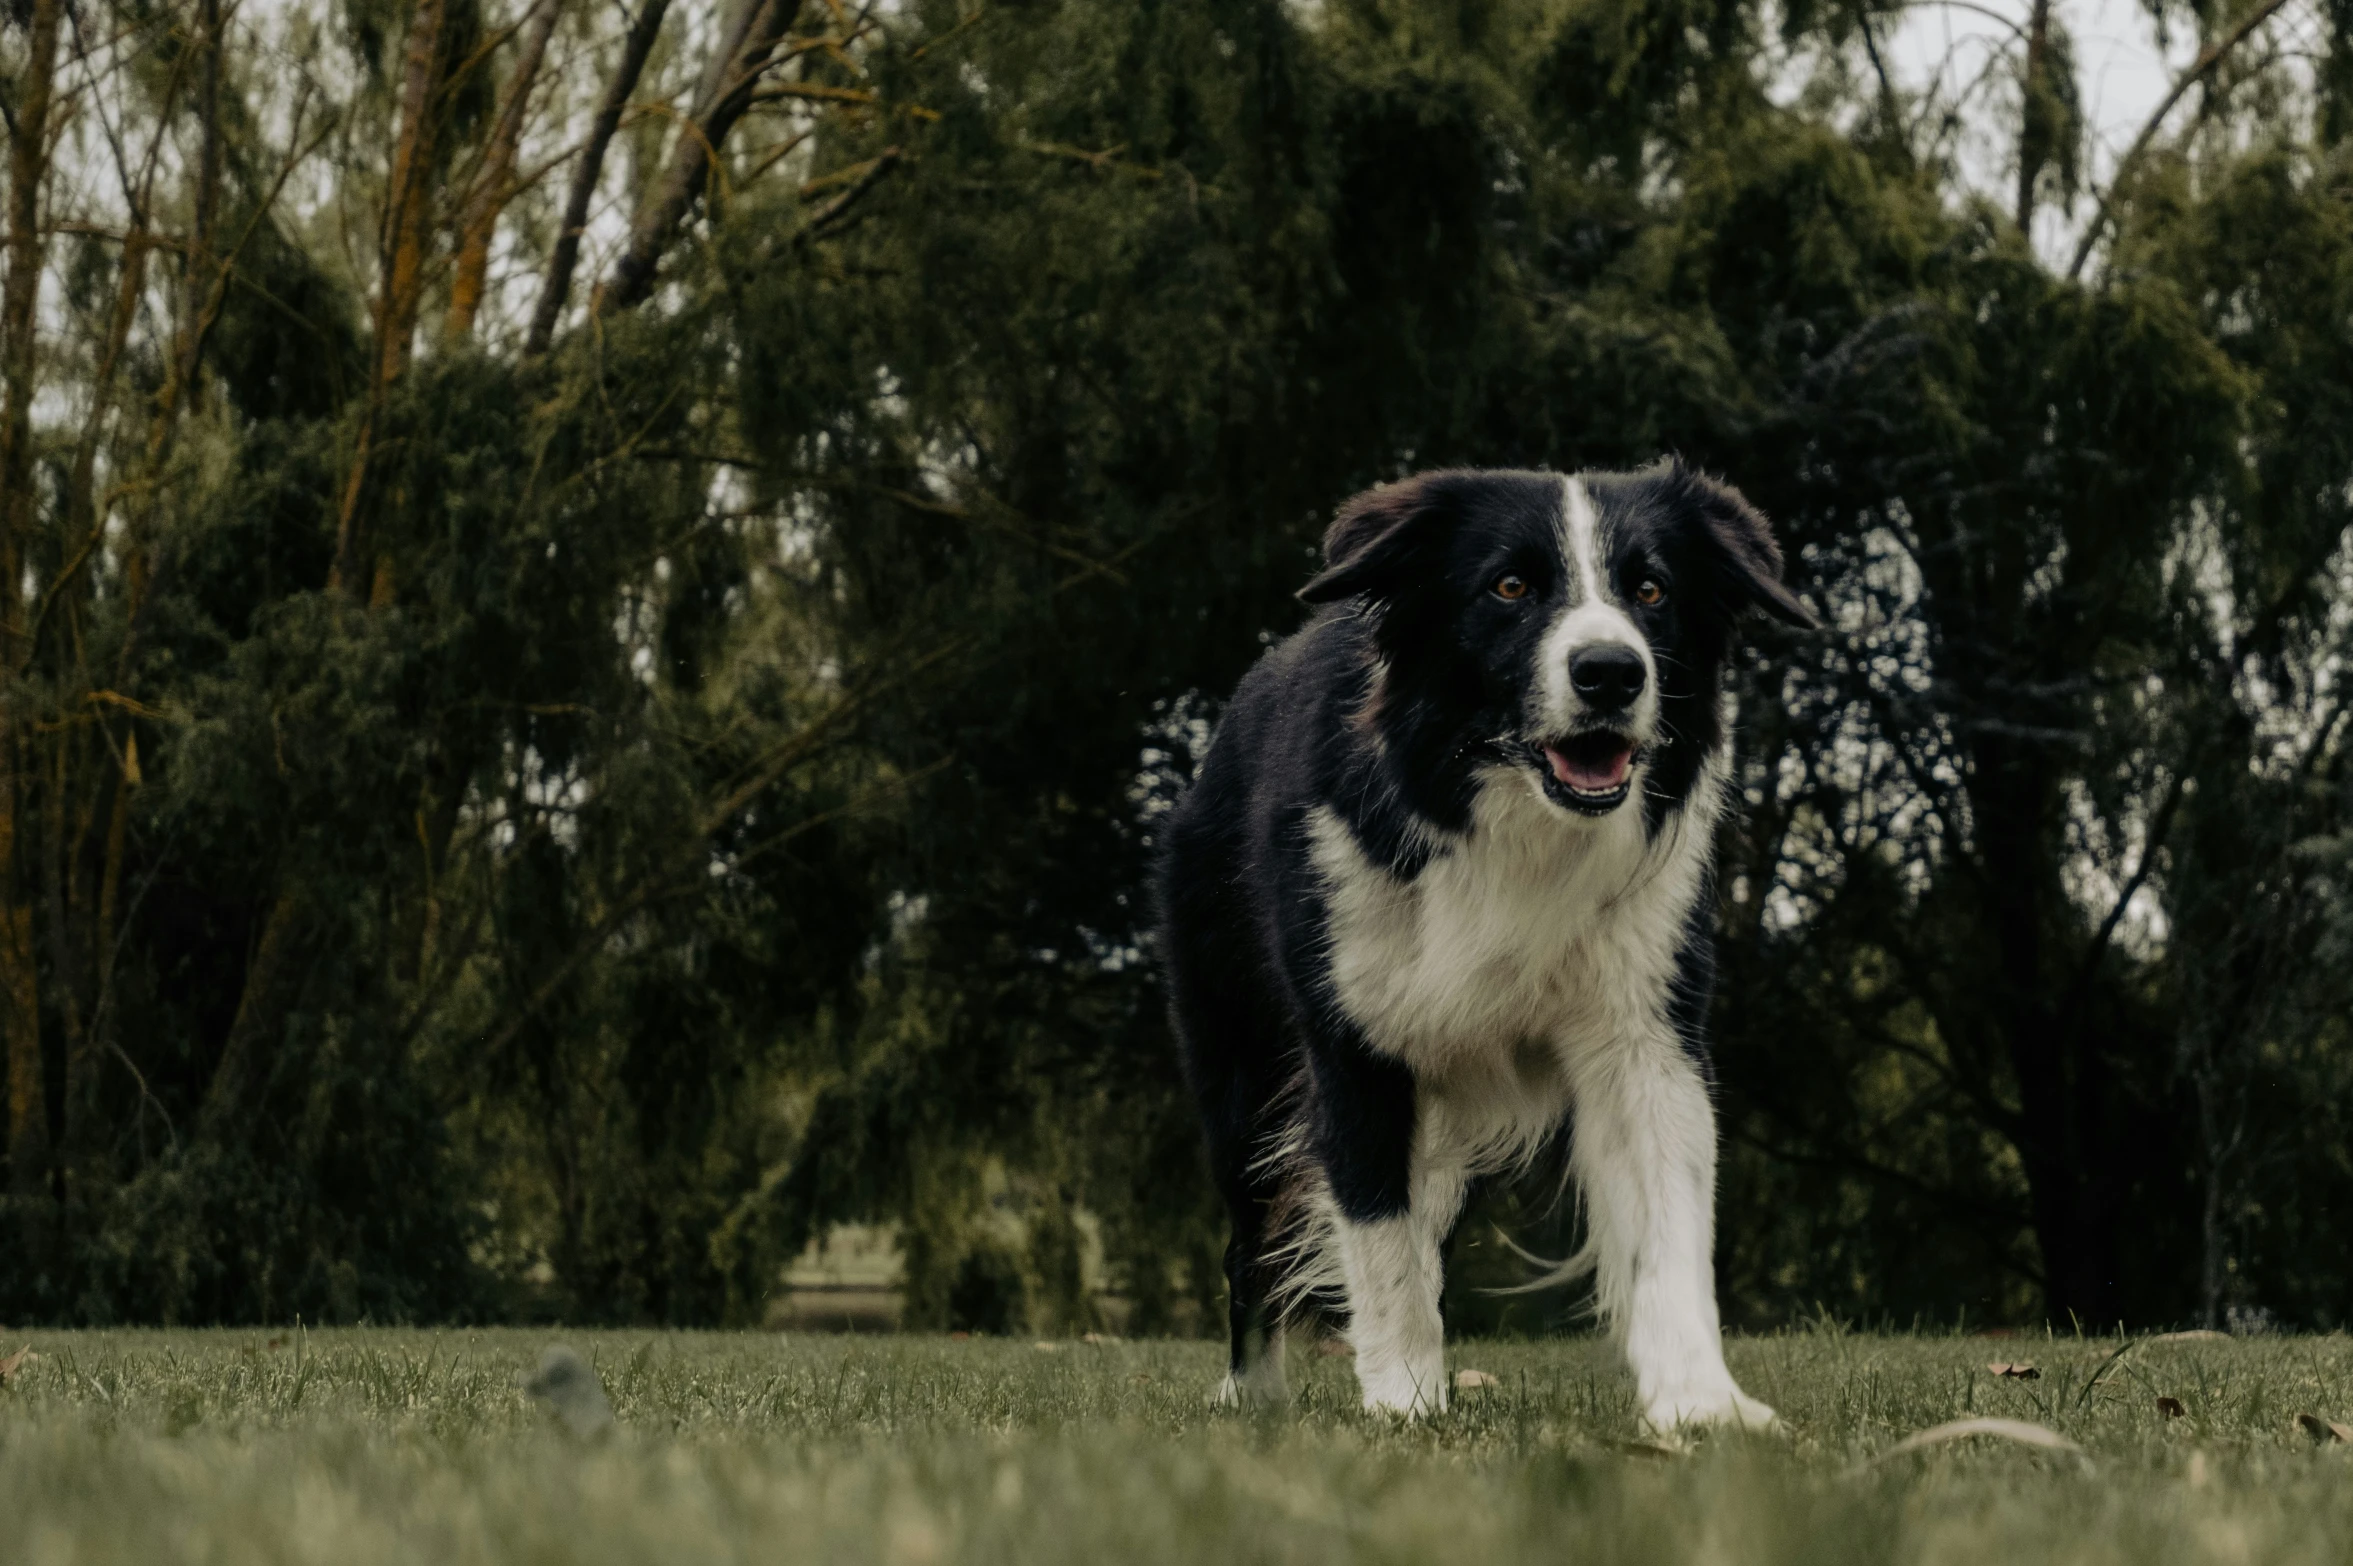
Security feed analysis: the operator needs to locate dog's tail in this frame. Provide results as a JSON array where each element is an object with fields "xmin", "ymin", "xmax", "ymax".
[{"xmin": 1484, "ymin": 1226, "xmax": 1602, "ymax": 1296}]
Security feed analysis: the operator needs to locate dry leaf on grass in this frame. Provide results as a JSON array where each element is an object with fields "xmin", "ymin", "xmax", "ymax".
[
  {"xmin": 2148, "ymin": 1330, "xmax": 2230, "ymax": 1345},
  {"xmin": 1986, "ymin": 1362, "xmax": 2041, "ymax": 1380},
  {"xmin": 2156, "ymin": 1396, "xmax": 2187, "ymax": 1419},
  {"xmin": 1031, "ymin": 1341, "xmax": 1062, "ymax": 1353},
  {"xmin": 1612, "ymin": 1439, "xmax": 1682, "ymax": 1460},
  {"xmin": 0, "ymin": 1344, "xmax": 33, "ymax": 1384},
  {"xmin": 2295, "ymin": 1413, "xmax": 2353, "ymax": 1443},
  {"xmin": 1855, "ymin": 1417, "xmax": 2086, "ymax": 1475},
  {"xmin": 1453, "ymin": 1369, "xmax": 1498, "ymax": 1391},
  {"xmin": 1080, "ymin": 1332, "xmax": 1122, "ymax": 1346}
]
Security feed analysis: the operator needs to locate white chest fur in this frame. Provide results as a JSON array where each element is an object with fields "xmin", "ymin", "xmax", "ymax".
[{"xmin": 1306, "ymin": 757, "xmax": 1724, "ymax": 1172}]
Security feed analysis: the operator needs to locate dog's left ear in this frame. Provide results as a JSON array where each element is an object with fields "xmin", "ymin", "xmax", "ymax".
[
  {"xmin": 1297, "ymin": 475, "xmax": 1452, "ymax": 606},
  {"xmin": 1676, "ymin": 465, "xmax": 1819, "ymax": 629}
]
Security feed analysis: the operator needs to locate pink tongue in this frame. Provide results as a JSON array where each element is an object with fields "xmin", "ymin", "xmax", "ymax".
[{"xmin": 1545, "ymin": 742, "xmax": 1631, "ymax": 792}]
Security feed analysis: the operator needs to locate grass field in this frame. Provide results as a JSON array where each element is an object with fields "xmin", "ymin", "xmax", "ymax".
[{"xmin": 6, "ymin": 1327, "xmax": 2353, "ymax": 1564}]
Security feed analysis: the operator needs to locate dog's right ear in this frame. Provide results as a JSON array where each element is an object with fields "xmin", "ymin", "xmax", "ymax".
[{"xmin": 1297, "ymin": 476, "xmax": 1452, "ymax": 606}]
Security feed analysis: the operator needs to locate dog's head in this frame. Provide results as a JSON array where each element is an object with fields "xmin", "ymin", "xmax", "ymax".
[{"xmin": 1299, "ymin": 462, "xmax": 1816, "ymax": 822}]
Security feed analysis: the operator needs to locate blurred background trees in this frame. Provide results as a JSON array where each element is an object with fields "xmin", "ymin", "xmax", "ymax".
[{"xmin": 1, "ymin": 0, "xmax": 2350, "ymax": 1332}]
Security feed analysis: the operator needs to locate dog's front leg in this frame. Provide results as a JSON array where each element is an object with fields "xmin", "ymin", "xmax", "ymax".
[
  {"xmin": 1568, "ymin": 1036, "xmax": 1775, "ymax": 1433},
  {"xmin": 1331, "ymin": 1159, "xmax": 1466, "ymax": 1418},
  {"xmin": 1305, "ymin": 1037, "xmax": 1462, "ymax": 1418}
]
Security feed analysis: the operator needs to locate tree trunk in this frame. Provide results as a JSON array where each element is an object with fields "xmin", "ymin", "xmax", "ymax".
[
  {"xmin": 211, "ymin": 0, "xmax": 451, "ymax": 1140},
  {"xmin": 598, "ymin": 0, "xmax": 792, "ymax": 315},
  {"xmin": 47, "ymin": 84, "xmax": 176, "ymax": 1213},
  {"xmin": 184, "ymin": 0, "xmax": 224, "ymax": 389},
  {"xmin": 196, "ymin": 888, "xmax": 307, "ymax": 1143},
  {"xmin": 53, "ymin": 236, "xmax": 156, "ymax": 1193},
  {"xmin": 330, "ymin": 0, "xmax": 452, "ymax": 596},
  {"xmin": 43, "ymin": 727, "xmax": 90, "ymax": 1186},
  {"xmin": 447, "ymin": 0, "xmax": 564, "ymax": 340},
  {"xmin": 1978, "ymin": 738, "xmax": 2122, "ymax": 1326},
  {"xmin": 525, "ymin": 0, "xmax": 671, "ymax": 354},
  {"xmin": 0, "ymin": 0, "xmax": 63, "ymax": 1208},
  {"xmin": 111, "ymin": 0, "xmax": 227, "ymax": 686},
  {"xmin": 2198, "ymin": 1061, "xmax": 2229, "ymax": 1328}
]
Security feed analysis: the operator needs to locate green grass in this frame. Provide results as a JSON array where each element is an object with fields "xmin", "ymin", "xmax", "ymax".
[{"xmin": 6, "ymin": 1327, "xmax": 2353, "ymax": 1563}]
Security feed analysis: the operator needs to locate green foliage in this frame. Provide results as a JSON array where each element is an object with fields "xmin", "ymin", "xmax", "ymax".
[{"xmin": 5, "ymin": 0, "xmax": 2353, "ymax": 1335}]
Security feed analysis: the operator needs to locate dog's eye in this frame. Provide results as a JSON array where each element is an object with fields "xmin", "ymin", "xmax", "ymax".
[
  {"xmin": 1493, "ymin": 574, "xmax": 1530, "ymax": 601},
  {"xmin": 1634, "ymin": 579, "xmax": 1665, "ymax": 606}
]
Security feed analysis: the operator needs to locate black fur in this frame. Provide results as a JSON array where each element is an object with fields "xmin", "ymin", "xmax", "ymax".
[{"xmin": 1158, "ymin": 461, "xmax": 1812, "ymax": 1387}]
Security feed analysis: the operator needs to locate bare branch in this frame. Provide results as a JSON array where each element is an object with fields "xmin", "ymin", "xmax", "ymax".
[
  {"xmin": 471, "ymin": 508, "xmax": 1169, "ymax": 1063},
  {"xmin": 2067, "ymin": 0, "xmax": 2295, "ymax": 280},
  {"xmin": 524, "ymin": 0, "xmax": 671, "ymax": 354},
  {"xmin": 0, "ymin": 0, "xmax": 64, "ymax": 1206},
  {"xmin": 1859, "ymin": 8, "xmax": 1905, "ymax": 138},
  {"xmin": 1901, "ymin": 0, "xmax": 2032, "ymax": 42},
  {"xmin": 799, "ymin": 144, "xmax": 900, "ymax": 236},
  {"xmin": 751, "ymin": 80, "xmax": 874, "ymax": 106},
  {"xmin": 2060, "ymin": 765, "xmax": 2191, "ymax": 1022},
  {"xmin": 330, "ymin": 0, "xmax": 457, "ymax": 597},
  {"xmin": 597, "ymin": 0, "xmax": 795, "ymax": 316},
  {"xmin": 448, "ymin": 0, "xmax": 567, "ymax": 340}
]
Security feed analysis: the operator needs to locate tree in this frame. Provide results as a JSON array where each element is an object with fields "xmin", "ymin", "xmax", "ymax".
[{"xmin": 4, "ymin": 0, "xmax": 2351, "ymax": 1334}]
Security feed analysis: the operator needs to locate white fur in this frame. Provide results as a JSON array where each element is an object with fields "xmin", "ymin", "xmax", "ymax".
[
  {"xmin": 1561, "ymin": 1015, "xmax": 1774, "ymax": 1429},
  {"xmin": 1213, "ymin": 1328, "xmax": 1291, "ymax": 1408},
  {"xmin": 1331, "ymin": 1162, "xmax": 1468, "ymax": 1415},
  {"xmin": 1540, "ymin": 476, "xmax": 1660, "ymax": 741},
  {"xmin": 1561, "ymin": 472, "xmax": 1606, "ymax": 604},
  {"xmin": 1295, "ymin": 740, "xmax": 1773, "ymax": 1431}
]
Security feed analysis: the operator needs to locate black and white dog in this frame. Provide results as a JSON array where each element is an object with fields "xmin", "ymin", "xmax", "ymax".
[{"xmin": 1158, "ymin": 461, "xmax": 1814, "ymax": 1429}]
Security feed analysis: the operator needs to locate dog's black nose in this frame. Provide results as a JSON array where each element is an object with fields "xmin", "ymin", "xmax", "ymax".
[{"xmin": 1569, "ymin": 645, "xmax": 1647, "ymax": 709}]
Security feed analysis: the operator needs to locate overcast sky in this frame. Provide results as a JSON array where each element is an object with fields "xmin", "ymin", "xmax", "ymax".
[{"xmin": 1881, "ymin": 0, "xmax": 2203, "ymax": 266}]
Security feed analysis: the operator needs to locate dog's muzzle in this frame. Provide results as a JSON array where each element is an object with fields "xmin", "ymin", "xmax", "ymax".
[{"xmin": 1532, "ymin": 730, "xmax": 1646, "ymax": 815}]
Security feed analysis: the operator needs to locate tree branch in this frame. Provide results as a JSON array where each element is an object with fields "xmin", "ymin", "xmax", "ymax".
[
  {"xmin": 597, "ymin": 0, "xmax": 794, "ymax": 315},
  {"xmin": 469, "ymin": 514, "xmax": 1168, "ymax": 1063},
  {"xmin": 2066, "ymin": 0, "xmax": 2294, "ymax": 280},
  {"xmin": 1859, "ymin": 7, "xmax": 1905, "ymax": 140},
  {"xmin": 2059, "ymin": 764, "xmax": 2191, "ymax": 1024},
  {"xmin": 328, "ymin": 0, "xmax": 454, "ymax": 598},
  {"xmin": 800, "ymin": 145, "xmax": 900, "ymax": 239},
  {"xmin": 524, "ymin": 0, "xmax": 670, "ymax": 354},
  {"xmin": 447, "ymin": 0, "xmax": 565, "ymax": 339},
  {"xmin": 472, "ymin": 651, "xmax": 940, "ymax": 1062}
]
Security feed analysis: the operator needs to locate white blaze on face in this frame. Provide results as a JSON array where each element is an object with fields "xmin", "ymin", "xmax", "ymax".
[{"xmin": 1537, "ymin": 474, "xmax": 1659, "ymax": 740}]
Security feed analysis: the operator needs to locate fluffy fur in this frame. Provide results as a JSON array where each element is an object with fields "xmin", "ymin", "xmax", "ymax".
[{"xmin": 1157, "ymin": 461, "xmax": 1815, "ymax": 1429}]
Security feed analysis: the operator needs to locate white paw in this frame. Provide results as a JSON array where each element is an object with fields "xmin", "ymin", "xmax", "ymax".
[
  {"xmin": 1213, "ymin": 1367, "xmax": 1292, "ymax": 1410},
  {"xmin": 1642, "ymin": 1384, "xmax": 1777, "ymax": 1434},
  {"xmin": 1357, "ymin": 1368, "xmax": 1447, "ymax": 1420}
]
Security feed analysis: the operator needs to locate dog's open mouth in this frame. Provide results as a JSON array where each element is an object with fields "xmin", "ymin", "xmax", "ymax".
[{"xmin": 1536, "ymin": 732, "xmax": 1637, "ymax": 813}]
